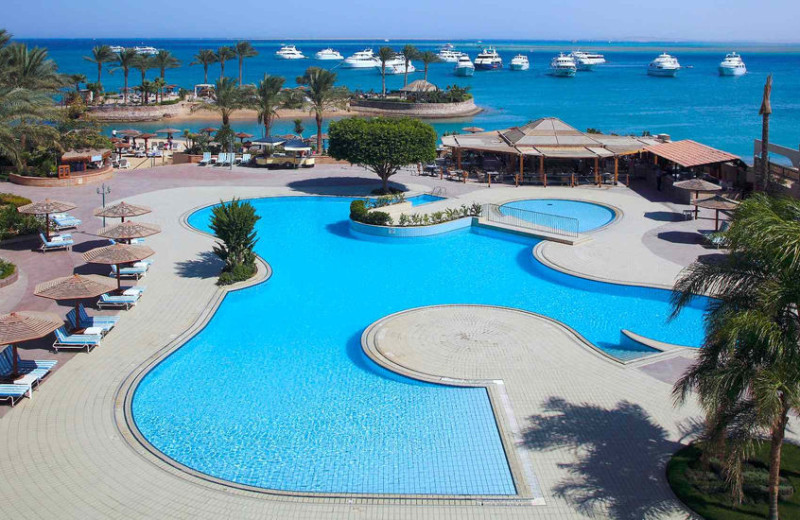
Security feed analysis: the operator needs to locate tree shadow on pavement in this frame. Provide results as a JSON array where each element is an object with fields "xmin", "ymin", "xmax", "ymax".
[
  {"xmin": 523, "ymin": 397, "xmax": 685, "ymax": 519},
  {"xmin": 174, "ymin": 251, "xmax": 222, "ymax": 279},
  {"xmin": 287, "ymin": 177, "xmax": 408, "ymax": 195}
]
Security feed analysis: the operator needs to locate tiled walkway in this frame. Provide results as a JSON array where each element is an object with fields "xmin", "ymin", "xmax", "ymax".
[{"xmin": 0, "ymin": 163, "xmax": 743, "ymax": 518}]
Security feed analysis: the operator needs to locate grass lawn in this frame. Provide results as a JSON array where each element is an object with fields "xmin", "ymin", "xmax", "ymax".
[{"xmin": 668, "ymin": 443, "xmax": 800, "ymax": 519}]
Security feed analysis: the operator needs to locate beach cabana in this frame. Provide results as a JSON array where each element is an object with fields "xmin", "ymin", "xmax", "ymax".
[
  {"xmin": 0, "ymin": 311, "xmax": 62, "ymax": 377},
  {"xmin": 672, "ymin": 178, "xmax": 722, "ymax": 219},
  {"xmin": 17, "ymin": 199, "xmax": 77, "ymax": 241},
  {"xmin": 83, "ymin": 243, "xmax": 155, "ymax": 291},
  {"xmin": 94, "ymin": 201, "xmax": 152, "ymax": 223},
  {"xmin": 98, "ymin": 221, "xmax": 161, "ymax": 244},
  {"xmin": 34, "ymin": 275, "xmax": 116, "ymax": 328},
  {"xmin": 60, "ymin": 149, "xmax": 112, "ymax": 173},
  {"xmin": 693, "ymin": 194, "xmax": 740, "ymax": 230}
]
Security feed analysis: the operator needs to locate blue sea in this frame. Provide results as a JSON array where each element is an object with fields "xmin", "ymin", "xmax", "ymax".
[{"xmin": 20, "ymin": 38, "xmax": 800, "ymax": 161}]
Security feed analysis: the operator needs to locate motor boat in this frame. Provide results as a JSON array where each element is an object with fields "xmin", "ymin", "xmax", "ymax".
[
  {"xmin": 437, "ymin": 49, "xmax": 462, "ymax": 63},
  {"xmin": 718, "ymin": 52, "xmax": 746, "ymax": 76},
  {"xmin": 509, "ymin": 54, "xmax": 530, "ymax": 71},
  {"xmin": 314, "ymin": 48, "xmax": 344, "ymax": 60},
  {"xmin": 109, "ymin": 45, "xmax": 125, "ymax": 53},
  {"xmin": 569, "ymin": 52, "xmax": 599, "ymax": 71},
  {"xmin": 571, "ymin": 50, "xmax": 606, "ymax": 66},
  {"xmin": 548, "ymin": 53, "xmax": 577, "ymax": 77},
  {"xmin": 384, "ymin": 61, "xmax": 416, "ymax": 75},
  {"xmin": 343, "ymin": 48, "xmax": 379, "ymax": 68},
  {"xmin": 133, "ymin": 46, "xmax": 158, "ymax": 55},
  {"xmin": 648, "ymin": 53, "xmax": 681, "ymax": 77},
  {"xmin": 454, "ymin": 54, "xmax": 475, "ymax": 77},
  {"xmin": 474, "ymin": 47, "xmax": 502, "ymax": 70},
  {"xmin": 276, "ymin": 45, "xmax": 305, "ymax": 59}
]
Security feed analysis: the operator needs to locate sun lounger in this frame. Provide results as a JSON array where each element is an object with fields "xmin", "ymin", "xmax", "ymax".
[
  {"xmin": 97, "ymin": 293, "xmax": 140, "ymax": 310},
  {"xmin": 110, "ymin": 263, "xmax": 149, "ymax": 279},
  {"xmin": 66, "ymin": 309, "xmax": 114, "ymax": 334},
  {"xmin": 52, "ymin": 327, "xmax": 102, "ymax": 353},
  {"xmin": 198, "ymin": 152, "xmax": 212, "ymax": 166},
  {"xmin": 39, "ymin": 232, "xmax": 73, "ymax": 252},
  {"xmin": 0, "ymin": 346, "xmax": 56, "ymax": 384},
  {"xmin": 77, "ymin": 304, "xmax": 120, "ymax": 326},
  {"xmin": 235, "ymin": 153, "xmax": 252, "ymax": 165},
  {"xmin": 0, "ymin": 384, "xmax": 30, "ymax": 406},
  {"xmin": 119, "ymin": 158, "xmax": 130, "ymax": 169},
  {"xmin": 700, "ymin": 221, "xmax": 730, "ymax": 248},
  {"xmin": 51, "ymin": 213, "xmax": 82, "ymax": 230}
]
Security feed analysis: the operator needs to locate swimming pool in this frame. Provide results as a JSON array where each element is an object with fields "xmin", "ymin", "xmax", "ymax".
[
  {"xmin": 132, "ymin": 196, "xmax": 707, "ymax": 496},
  {"xmin": 502, "ymin": 199, "xmax": 616, "ymax": 232}
]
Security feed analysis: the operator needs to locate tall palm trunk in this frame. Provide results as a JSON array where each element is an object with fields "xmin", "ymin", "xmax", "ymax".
[
  {"xmin": 123, "ymin": 70, "xmax": 129, "ymax": 103},
  {"xmin": 424, "ymin": 64, "xmax": 429, "ymax": 81},
  {"xmin": 220, "ymin": 61, "xmax": 225, "ymax": 80},
  {"xmin": 316, "ymin": 112, "xmax": 323, "ymax": 153},
  {"xmin": 238, "ymin": 59, "xmax": 243, "ymax": 85},
  {"xmin": 403, "ymin": 59, "xmax": 409, "ymax": 86},
  {"xmin": 761, "ymin": 111, "xmax": 770, "ymax": 192},
  {"xmin": 381, "ymin": 64, "xmax": 387, "ymax": 97},
  {"xmin": 96, "ymin": 63, "xmax": 102, "ymax": 84},
  {"xmin": 203, "ymin": 65, "xmax": 209, "ymax": 84},
  {"xmin": 768, "ymin": 405, "xmax": 789, "ymax": 520}
]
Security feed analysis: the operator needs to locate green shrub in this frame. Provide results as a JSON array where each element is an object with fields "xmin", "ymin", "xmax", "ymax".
[
  {"xmin": 0, "ymin": 193, "xmax": 32, "ymax": 208},
  {"xmin": 217, "ymin": 262, "xmax": 257, "ymax": 286},
  {"xmin": 349, "ymin": 199, "xmax": 392, "ymax": 226},
  {"xmin": 0, "ymin": 205, "xmax": 42, "ymax": 240},
  {"xmin": 0, "ymin": 259, "xmax": 15, "ymax": 279}
]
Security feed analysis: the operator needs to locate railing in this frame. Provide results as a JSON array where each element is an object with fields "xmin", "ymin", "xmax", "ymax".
[
  {"xmin": 430, "ymin": 186, "xmax": 447, "ymax": 197},
  {"xmin": 481, "ymin": 203, "xmax": 580, "ymax": 239}
]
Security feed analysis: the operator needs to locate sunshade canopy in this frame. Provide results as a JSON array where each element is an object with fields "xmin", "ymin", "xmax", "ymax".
[
  {"xmin": 17, "ymin": 199, "xmax": 76, "ymax": 215},
  {"xmin": 118, "ymin": 129, "xmax": 141, "ymax": 137},
  {"xmin": 693, "ymin": 194, "xmax": 740, "ymax": 211},
  {"xmin": 645, "ymin": 140, "xmax": 740, "ymax": 168},
  {"xmin": 0, "ymin": 311, "xmax": 63, "ymax": 345},
  {"xmin": 83, "ymin": 243, "xmax": 155, "ymax": 265},
  {"xmin": 283, "ymin": 139, "xmax": 312, "ymax": 152},
  {"xmin": 156, "ymin": 128, "xmax": 181, "ymax": 134},
  {"xmin": 34, "ymin": 274, "xmax": 116, "ymax": 301},
  {"xmin": 672, "ymin": 178, "xmax": 723, "ymax": 193},
  {"xmin": 235, "ymin": 132, "xmax": 254, "ymax": 138},
  {"xmin": 200, "ymin": 127, "xmax": 217, "ymax": 133},
  {"xmin": 94, "ymin": 201, "xmax": 152, "ymax": 220},
  {"xmin": 138, "ymin": 133, "xmax": 158, "ymax": 139},
  {"xmin": 462, "ymin": 126, "xmax": 485, "ymax": 133},
  {"xmin": 98, "ymin": 220, "xmax": 161, "ymax": 240},
  {"xmin": 400, "ymin": 80, "xmax": 439, "ymax": 93}
]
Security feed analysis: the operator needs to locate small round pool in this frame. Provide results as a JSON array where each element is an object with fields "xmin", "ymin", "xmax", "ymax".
[{"xmin": 501, "ymin": 199, "xmax": 616, "ymax": 232}]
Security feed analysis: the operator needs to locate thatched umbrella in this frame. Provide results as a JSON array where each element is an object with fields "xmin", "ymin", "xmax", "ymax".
[
  {"xmin": 235, "ymin": 132, "xmax": 253, "ymax": 146},
  {"xmin": 0, "ymin": 311, "xmax": 62, "ymax": 377},
  {"xmin": 83, "ymin": 243, "xmax": 154, "ymax": 291},
  {"xmin": 463, "ymin": 126, "xmax": 485, "ymax": 134},
  {"xmin": 94, "ymin": 201, "xmax": 151, "ymax": 223},
  {"xmin": 156, "ymin": 128, "xmax": 181, "ymax": 138},
  {"xmin": 34, "ymin": 275, "xmax": 116, "ymax": 328},
  {"xmin": 693, "ymin": 194, "xmax": 740, "ymax": 231},
  {"xmin": 200, "ymin": 127, "xmax": 217, "ymax": 136},
  {"xmin": 17, "ymin": 199, "xmax": 77, "ymax": 241},
  {"xmin": 672, "ymin": 178, "xmax": 722, "ymax": 219},
  {"xmin": 139, "ymin": 133, "xmax": 158, "ymax": 150},
  {"xmin": 98, "ymin": 220, "xmax": 161, "ymax": 244},
  {"xmin": 118, "ymin": 129, "xmax": 141, "ymax": 147}
]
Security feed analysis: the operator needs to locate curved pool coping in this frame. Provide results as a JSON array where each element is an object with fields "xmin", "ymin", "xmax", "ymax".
[
  {"xmin": 496, "ymin": 197, "xmax": 623, "ymax": 235},
  {"xmin": 116, "ymin": 192, "xmax": 696, "ymax": 506}
]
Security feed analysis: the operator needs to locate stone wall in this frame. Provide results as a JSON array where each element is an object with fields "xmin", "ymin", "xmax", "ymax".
[
  {"xmin": 349, "ymin": 99, "xmax": 481, "ymax": 119},
  {"xmin": 9, "ymin": 165, "xmax": 114, "ymax": 187},
  {"xmin": 87, "ymin": 103, "xmax": 185, "ymax": 122}
]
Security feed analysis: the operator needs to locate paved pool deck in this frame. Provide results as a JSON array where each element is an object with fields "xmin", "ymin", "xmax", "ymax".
[{"xmin": 0, "ymin": 163, "xmax": 763, "ymax": 519}]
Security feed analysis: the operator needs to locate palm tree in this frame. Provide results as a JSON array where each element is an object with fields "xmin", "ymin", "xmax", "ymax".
[
  {"xmin": 138, "ymin": 79, "xmax": 158, "ymax": 105},
  {"xmin": 206, "ymin": 77, "xmax": 245, "ymax": 125},
  {"xmin": 297, "ymin": 67, "xmax": 349, "ymax": 153},
  {"xmin": 377, "ymin": 47, "xmax": 395, "ymax": 98},
  {"xmin": 152, "ymin": 77, "xmax": 167, "ymax": 104},
  {"xmin": 233, "ymin": 41, "xmax": 258, "ymax": 86},
  {"xmin": 759, "ymin": 75, "xmax": 773, "ymax": 192},
  {"xmin": 401, "ymin": 44, "xmax": 419, "ymax": 86},
  {"xmin": 0, "ymin": 29, "xmax": 10, "ymax": 48},
  {"xmin": 132, "ymin": 55, "xmax": 154, "ymax": 99},
  {"xmin": 190, "ymin": 49, "xmax": 218, "ymax": 84},
  {"xmin": 216, "ymin": 46, "xmax": 235, "ymax": 80},
  {"xmin": 68, "ymin": 73, "xmax": 86, "ymax": 93},
  {"xmin": 252, "ymin": 74, "xmax": 286, "ymax": 137},
  {"xmin": 152, "ymin": 49, "xmax": 180, "ymax": 81},
  {"xmin": 418, "ymin": 51, "xmax": 441, "ymax": 82},
  {"xmin": 2, "ymin": 43, "xmax": 66, "ymax": 91},
  {"xmin": 83, "ymin": 45, "xmax": 115, "ymax": 90},
  {"xmin": 112, "ymin": 49, "xmax": 138, "ymax": 104},
  {"xmin": 672, "ymin": 194, "xmax": 800, "ymax": 520}
]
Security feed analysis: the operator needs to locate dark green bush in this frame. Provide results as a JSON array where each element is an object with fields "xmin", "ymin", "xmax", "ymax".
[
  {"xmin": 217, "ymin": 262, "xmax": 257, "ymax": 286},
  {"xmin": 0, "ymin": 205, "xmax": 42, "ymax": 240},
  {"xmin": 0, "ymin": 193, "xmax": 32, "ymax": 208},
  {"xmin": 349, "ymin": 199, "xmax": 392, "ymax": 226},
  {"xmin": 0, "ymin": 259, "xmax": 15, "ymax": 279}
]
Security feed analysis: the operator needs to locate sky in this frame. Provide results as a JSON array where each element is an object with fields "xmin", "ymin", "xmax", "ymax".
[{"xmin": 4, "ymin": 0, "xmax": 800, "ymax": 43}]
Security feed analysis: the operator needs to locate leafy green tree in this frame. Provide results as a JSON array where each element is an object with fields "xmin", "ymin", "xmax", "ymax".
[
  {"xmin": 328, "ymin": 117, "xmax": 436, "ymax": 193},
  {"xmin": 216, "ymin": 46, "xmax": 235, "ymax": 80},
  {"xmin": 210, "ymin": 198, "xmax": 260, "ymax": 284},
  {"xmin": 111, "ymin": 49, "xmax": 138, "ymax": 103},
  {"xmin": 68, "ymin": 73, "xmax": 86, "ymax": 93},
  {"xmin": 206, "ymin": 77, "xmax": 245, "ymax": 125},
  {"xmin": 400, "ymin": 44, "xmax": 419, "ymax": 86},
  {"xmin": 137, "ymin": 79, "xmax": 158, "ymax": 105},
  {"xmin": 293, "ymin": 119, "xmax": 304, "ymax": 137},
  {"xmin": 296, "ymin": 67, "xmax": 349, "ymax": 153},
  {"xmin": 418, "ymin": 51, "xmax": 441, "ymax": 82},
  {"xmin": 83, "ymin": 45, "xmax": 115, "ymax": 89},
  {"xmin": 251, "ymin": 74, "xmax": 285, "ymax": 137},
  {"xmin": 152, "ymin": 77, "xmax": 166, "ymax": 104},
  {"xmin": 152, "ymin": 49, "xmax": 180, "ymax": 81},
  {"xmin": 2, "ymin": 43, "xmax": 66, "ymax": 91},
  {"xmin": 672, "ymin": 194, "xmax": 800, "ymax": 520},
  {"xmin": 190, "ymin": 49, "xmax": 218, "ymax": 84},
  {"xmin": 132, "ymin": 54, "xmax": 154, "ymax": 88},
  {"xmin": 233, "ymin": 41, "xmax": 258, "ymax": 85},
  {"xmin": 377, "ymin": 47, "xmax": 396, "ymax": 98}
]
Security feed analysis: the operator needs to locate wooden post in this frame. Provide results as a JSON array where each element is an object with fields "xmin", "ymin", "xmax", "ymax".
[
  {"xmin": 456, "ymin": 148, "xmax": 462, "ymax": 170},
  {"xmin": 594, "ymin": 157, "xmax": 599, "ymax": 186},
  {"xmin": 487, "ymin": 168, "xmax": 491, "ymax": 188},
  {"xmin": 517, "ymin": 154, "xmax": 523, "ymax": 187},
  {"xmin": 571, "ymin": 173, "xmax": 575, "ymax": 187},
  {"xmin": 614, "ymin": 156, "xmax": 619, "ymax": 185},
  {"xmin": 539, "ymin": 155, "xmax": 545, "ymax": 187}
]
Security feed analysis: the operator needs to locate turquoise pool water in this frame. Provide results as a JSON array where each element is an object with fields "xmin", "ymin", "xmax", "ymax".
[
  {"xmin": 502, "ymin": 199, "xmax": 616, "ymax": 232},
  {"xmin": 131, "ymin": 196, "xmax": 707, "ymax": 495},
  {"xmin": 409, "ymin": 194, "xmax": 446, "ymax": 206}
]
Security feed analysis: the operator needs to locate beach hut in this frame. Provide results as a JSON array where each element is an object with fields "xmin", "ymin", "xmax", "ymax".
[
  {"xmin": 0, "ymin": 311, "xmax": 62, "ymax": 377},
  {"xmin": 83, "ymin": 244, "xmax": 155, "ymax": 291},
  {"xmin": 98, "ymin": 221, "xmax": 161, "ymax": 244},
  {"xmin": 34, "ymin": 275, "xmax": 116, "ymax": 328},
  {"xmin": 94, "ymin": 202, "xmax": 152, "ymax": 223},
  {"xmin": 60, "ymin": 149, "xmax": 112, "ymax": 173},
  {"xmin": 17, "ymin": 199, "xmax": 77, "ymax": 241},
  {"xmin": 693, "ymin": 194, "xmax": 740, "ymax": 230}
]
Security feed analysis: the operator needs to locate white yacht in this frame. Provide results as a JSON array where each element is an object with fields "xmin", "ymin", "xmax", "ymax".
[
  {"xmin": 569, "ymin": 52, "xmax": 600, "ymax": 71},
  {"xmin": 719, "ymin": 52, "xmax": 746, "ymax": 76},
  {"xmin": 474, "ymin": 48, "xmax": 502, "ymax": 70},
  {"xmin": 109, "ymin": 45, "xmax": 125, "ymax": 53},
  {"xmin": 383, "ymin": 61, "xmax": 416, "ymax": 75},
  {"xmin": 509, "ymin": 54, "xmax": 530, "ymax": 71},
  {"xmin": 437, "ymin": 49, "xmax": 462, "ymax": 63},
  {"xmin": 648, "ymin": 53, "xmax": 681, "ymax": 77},
  {"xmin": 571, "ymin": 50, "xmax": 606, "ymax": 66},
  {"xmin": 276, "ymin": 45, "xmax": 305, "ymax": 59},
  {"xmin": 133, "ymin": 46, "xmax": 159, "ymax": 55},
  {"xmin": 314, "ymin": 48, "xmax": 344, "ymax": 60},
  {"xmin": 548, "ymin": 53, "xmax": 577, "ymax": 77},
  {"xmin": 343, "ymin": 48, "xmax": 379, "ymax": 68},
  {"xmin": 454, "ymin": 54, "xmax": 475, "ymax": 77}
]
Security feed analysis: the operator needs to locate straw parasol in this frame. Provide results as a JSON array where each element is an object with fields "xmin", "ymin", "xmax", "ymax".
[
  {"xmin": 139, "ymin": 133, "xmax": 157, "ymax": 149},
  {"xmin": 693, "ymin": 194, "xmax": 740, "ymax": 231},
  {"xmin": 156, "ymin": 128, "xmax": 181, "ymax": 138},
  {"xmin": 83, "ymin": 243, "xmax": 154, "ymax": 291},
  {"xmin": 17, "ymin": 199, "xmax": 77, "ymax": 240},
  {"xmin": 672, "ymin": 178, "xmax": 722, "ymax": 219},
  {"xmin": 98, "ymin": 220, "xmax": 161, "ymax": 243},
  {"xmin": 117, "ymin": 129, "xmax": 141, "ymax": 137},
  {"xmin": 0, "ymin": 311, "xmax": 62, "ymax": 377},
  {"xmin": 462, "ymin": 126, "xmax": 485, "ymax": 134},
  {"xmin": 94, "ymin": 201, "xmax": 151, "ymax": 222},
  {"xmin": 34, "ymin": 275, "xmax": 116, "ymax": 328},
  {"xmin": 200, "ymin": 127, "xmax": 218, "ymax": 135}
]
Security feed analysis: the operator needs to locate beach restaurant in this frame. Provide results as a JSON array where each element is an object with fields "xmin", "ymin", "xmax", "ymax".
[{"xmin": 441, "ymin": 118, "xmax": 661, "ymax": 187}]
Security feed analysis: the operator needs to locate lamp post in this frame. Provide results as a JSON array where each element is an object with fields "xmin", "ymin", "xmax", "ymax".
[{"xmin": 97, "ymin": 183, "xmax": 111, "ymax": 226}]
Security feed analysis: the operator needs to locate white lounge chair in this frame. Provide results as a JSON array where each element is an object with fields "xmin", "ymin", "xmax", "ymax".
[
  {"xmin": 198, "ymin": 152, "xmax": 212, "ymax": 166},
  {"xmin": 97, "ymin": 292, "xmax": 141, "ymax": 310},
  {"xmin": 53, "ymin": 327, "xmax": 102, "ymax": 353},
  {"xmin": 0, "ymin": 384, "xmax": 30, "ymax": 406},
  {"xmin": 39, "ymin": 232, "xmax": 73, "ymax": 252},
  {"xmin": 119, "ymin": 158, "xmax": 130, "ymax": 169}
]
